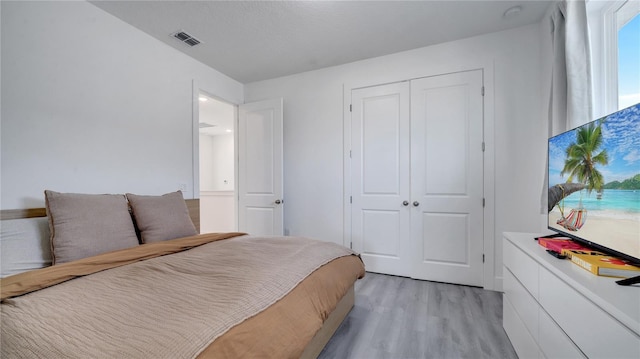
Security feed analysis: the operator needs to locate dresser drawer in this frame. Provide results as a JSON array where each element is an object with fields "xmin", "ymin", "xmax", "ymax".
[
  {"xmin": 539, "ymin": 267, "xmax": 640, "ymax": 358},
  {"xmin": 503, "ymin": 237, "xmax": 539, "ymax": 298},
  {"xmin": 504, "ymin": 266, "xmax": 539, "ymax": 342},
  {"xmin": 538, "ymin": 308, "xmax": 585, "ymax": 358},
  {"xmin": 504, "ymin": 295, "xmax": 542, "ymax": 359}
]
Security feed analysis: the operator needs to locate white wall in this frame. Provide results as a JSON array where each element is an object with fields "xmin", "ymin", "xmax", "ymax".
[
  {"xmin": 199, "ymin": 132, "xmax": 235, "ymax": 233},
  {"xmin": 199, "ymin": 133, "xmax": 234, "ymax": 192},
  {"xmin": 211, "ymin": 134, "xmax": 235, "ymax": 191},
  {"xmin": 245, "ymin": 23, "xmax": 548, "ymax": 287},
  {"xmin": 1, "ymin": 1, "xmax": 243, "ymax": 208},
  {"xmin": 199, "ymin": 134, "xmax": 216, "ymax": 191}
]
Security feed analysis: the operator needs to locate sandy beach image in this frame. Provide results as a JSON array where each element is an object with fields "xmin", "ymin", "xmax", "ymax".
[{"xmin": 549, "ymin": 209, "xmax": 640, "ymax": 259}]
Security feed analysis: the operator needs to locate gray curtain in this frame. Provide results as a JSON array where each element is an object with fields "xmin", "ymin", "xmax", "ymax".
[{"xmin": 541, "ymin": 0, "xmax": 593, "ymax": 214}]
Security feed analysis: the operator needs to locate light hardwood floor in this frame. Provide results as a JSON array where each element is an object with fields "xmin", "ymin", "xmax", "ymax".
[{"xmin": 319, "ymin": 272, "xmax": 517, "ymax": 359}]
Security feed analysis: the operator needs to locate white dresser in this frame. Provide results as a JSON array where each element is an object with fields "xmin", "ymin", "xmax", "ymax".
[{"xmin": 502, "ymin": 232, "xmax": 640, "ymax": 358}]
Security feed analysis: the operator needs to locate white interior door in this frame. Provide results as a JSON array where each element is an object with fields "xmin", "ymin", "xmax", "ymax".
[
  {"xmin": 351, "ymin": 82, "xmax": 411, "ymax": 277},
  {"xmin": 238, "ymin": 98, "xmax": 284, "ymax": 236},
  {"xmin": 410, "ymin": 70, "xmax": 484, "ymax": 286}
]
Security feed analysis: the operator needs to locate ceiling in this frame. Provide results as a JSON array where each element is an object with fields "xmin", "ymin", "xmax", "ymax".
[
  {"xmin": 90, "ymin": 0, "xmax": 553, "ymax": 84},
  {"xmin": 198, "ymin": 93, "xmax": 235, "ymax": 136}
]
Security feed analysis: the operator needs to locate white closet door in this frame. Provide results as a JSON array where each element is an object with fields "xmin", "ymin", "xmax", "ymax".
[
  {"xmin": 351, "ymin": 82, "xmax": 411, "ymax": 277},
  {"xmin": 238, "ymin": 98, "xmax": 284, "ymax": 236},
  {"xmin": 410, "ymin": 70, "xmax": 484, "ymax": 286}
]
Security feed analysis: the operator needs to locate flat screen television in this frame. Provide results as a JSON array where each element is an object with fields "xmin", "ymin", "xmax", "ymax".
[{"xmin": 547, "ymin": 102, "xmax": 640, "ymax": 285}]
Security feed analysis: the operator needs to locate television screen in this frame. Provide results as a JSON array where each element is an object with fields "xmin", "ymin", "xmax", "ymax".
[{"xmin": 548, "ymin": 103, "xmax": 640, "ymax": 266}]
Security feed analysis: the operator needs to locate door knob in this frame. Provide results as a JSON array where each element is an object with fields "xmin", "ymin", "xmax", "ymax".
[
  {"xmin": 402, "ymin": 201, "xmax": 409, "ymax": 206},
  {"xmin": 275, "ymin": 199, "xmax": 282, "ymax": 204},
  {"xmin": 413, "ymin": 201, "xmax": 420, "ymax": 207}
]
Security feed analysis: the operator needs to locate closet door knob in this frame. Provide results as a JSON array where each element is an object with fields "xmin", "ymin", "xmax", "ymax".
[
  {"xmin": 413, "ymin": 201, "xmax": 420, "ymax": 207},
  {"xmin": 275, "ymin": 199, "xmax": 282, "ymax": 205},
  {"xmin": 402, "ymin": 201, "xmax": 409, "ymax": 206}
]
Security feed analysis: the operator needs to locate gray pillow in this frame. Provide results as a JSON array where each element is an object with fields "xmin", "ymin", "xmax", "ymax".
[
  {"xmin": 45, "ymin": 190, "xmax": 139, "ymax": 264},
  {"xmin": 126, "ymin": 191, "xmax": 197, "ymax": 243}
]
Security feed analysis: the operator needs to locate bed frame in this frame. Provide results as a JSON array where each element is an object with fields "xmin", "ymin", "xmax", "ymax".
[
  {"xmin": 0, "ymin": 198, "xmax": 353, "ymax": 358},
  {"xmin": 301, "ymin": 286, "xmax": 354, "ymax": 358}
]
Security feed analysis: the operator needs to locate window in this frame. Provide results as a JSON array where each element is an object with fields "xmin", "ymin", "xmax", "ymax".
[
  {"xmin": 617, "ymin": 8, "xmax": 639, "ymax": 109},
  {"xmin": 604, "ymin": 1, "xmax": 640, "ymax": 111}
]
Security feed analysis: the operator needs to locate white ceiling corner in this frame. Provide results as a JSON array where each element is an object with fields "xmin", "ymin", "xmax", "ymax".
[{"xmin": 89, "ymin": 0, "xmax": 553, "ymax": 84}]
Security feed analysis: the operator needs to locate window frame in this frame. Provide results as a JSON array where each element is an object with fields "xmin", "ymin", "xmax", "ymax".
[{"xmin": 602, "ymin": 0, "xmax": 639, "ymax": 113}]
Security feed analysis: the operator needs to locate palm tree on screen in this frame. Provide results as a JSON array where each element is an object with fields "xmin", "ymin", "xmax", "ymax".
[{"xmin": 561, "ymin": 121, "xmax": 609, "ymax": 194}]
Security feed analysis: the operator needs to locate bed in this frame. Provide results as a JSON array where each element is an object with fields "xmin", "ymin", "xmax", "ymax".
[{"xmin": 0, "ymin": 191, "xmax": 364, "ymax": 358}]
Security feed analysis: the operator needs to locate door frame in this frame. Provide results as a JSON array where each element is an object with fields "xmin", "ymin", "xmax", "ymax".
[
  {"xmin": 192, "ymin": 80, "xmax": 240, "ymax": 230},
  {"xmin": 342, "ymin": 62, "xmax": 497, "ymax": 290}
]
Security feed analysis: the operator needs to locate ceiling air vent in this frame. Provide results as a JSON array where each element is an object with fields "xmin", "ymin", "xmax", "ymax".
[
  {"xmin": 199, "ymin": 122, "xmax": 215, "ymax": 129},
  {"xmin": 171, "ymin": 30, "xmax": 201, "ymax": 47}
]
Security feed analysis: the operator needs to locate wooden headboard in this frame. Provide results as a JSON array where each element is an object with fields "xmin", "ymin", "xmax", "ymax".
[{"xmin": 0, "ymin": 199, "xmax": 201, "ymax": 233}]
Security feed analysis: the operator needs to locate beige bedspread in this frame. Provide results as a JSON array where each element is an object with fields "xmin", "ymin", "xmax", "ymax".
[
  {"xmin": 200, "ymin": 255, "xmax": 364, "ymax": 358},
  {"xmin": 1, "ymin": 234, "xmax": 360, "ymax": 358}
]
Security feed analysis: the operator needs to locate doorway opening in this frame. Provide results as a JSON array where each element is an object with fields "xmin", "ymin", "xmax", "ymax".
[{"xmin": 198, "ymin": 92, "xmax": 237, "ymax": 233}]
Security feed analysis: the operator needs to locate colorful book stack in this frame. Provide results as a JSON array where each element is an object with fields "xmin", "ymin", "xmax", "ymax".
[
  {"xmin": 537, "ymin": 237, "xmax": 640, "ymax": 278},
  {"xmin": 537, "ymin": 237, "xmax": 592, "ymax": 258}
]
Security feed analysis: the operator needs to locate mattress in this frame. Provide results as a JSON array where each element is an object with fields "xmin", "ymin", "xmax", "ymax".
[{"xmin": 1, "ymin": 233, "xmax": 365, "ymax": 358}]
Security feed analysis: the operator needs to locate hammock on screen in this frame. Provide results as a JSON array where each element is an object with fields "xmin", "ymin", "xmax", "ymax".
[{"xmin": 557, "ymin": 207, "xmax": 587, "ymax": 231}]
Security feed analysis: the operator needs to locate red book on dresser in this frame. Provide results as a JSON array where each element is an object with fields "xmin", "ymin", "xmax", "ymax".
[{"xmin": 537, "ymin": 237, "xmax": 594, "ymax": 258}]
